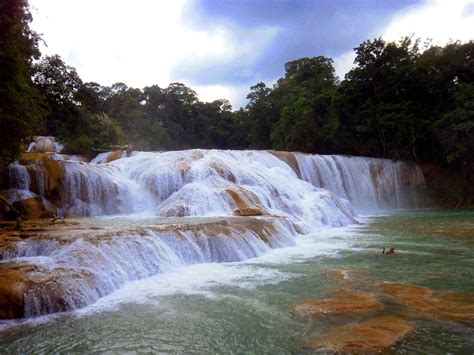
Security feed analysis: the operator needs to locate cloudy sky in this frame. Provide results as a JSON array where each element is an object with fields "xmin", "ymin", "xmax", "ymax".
[{"xmin": 29, "ymin": 0, "xmax": 474, "ymax": 108}]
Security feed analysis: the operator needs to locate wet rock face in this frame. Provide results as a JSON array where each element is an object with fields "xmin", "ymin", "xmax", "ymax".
[
  {"xmin": 267, "ymin": 150, "xmax": 301, "ymax": 177},
  {"xmin": 16, "ymin": 153, "xmax": 65, "ymax": 205},
  {"xmin": 0, "ymin": 263, "xmax": 99, "ymax": 319},
  {"xmin": 12, "ymin": 196, "xmax": 57, "ymax": 219},
  {"xmin": 304, "ymin": 315, "xmax": 412, "ymax": 352},
  {"xmin": 294, "ymin": 289, "xmax": 383, "ymax": 317},
  {"xmin": 226, "ymin": 188, "xmax": 266, "ymax": 217},
  {"xmin": 106, "ymin": 150, "xmax": 124, "ymax": 163}
]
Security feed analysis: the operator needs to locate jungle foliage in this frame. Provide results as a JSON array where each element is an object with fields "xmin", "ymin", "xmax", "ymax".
[{"xmin": 1, "ymin": 1, "xmax": 473, "ymax": 186}]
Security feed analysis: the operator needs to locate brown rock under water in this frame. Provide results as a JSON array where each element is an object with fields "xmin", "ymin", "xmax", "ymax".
[
  {"xmin": 209, "ymin": 162, "xmax": 236, "ymax": 182},
  {"xmin": 379, "ymin": 283, "xmax": 474, "ymax": 323},
  {"xmin": 321, "ymin": 268, "xmax": 374, "ymax": 286},
  {"xmin": 294, "ymin": 288, "xmax": 383, "ymax": 317},
  {"xmin": 175, "ymin": 160, "xmax": 190, "ymax": 175},
  {"xmin": 304, "ymin": 315, "xmax": 412, "ymax": 352}
]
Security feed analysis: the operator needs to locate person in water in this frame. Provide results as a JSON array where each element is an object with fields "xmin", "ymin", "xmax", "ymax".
[{"xmin": 382, "ymin": 247, "xmax": 395, "ymax": 254}]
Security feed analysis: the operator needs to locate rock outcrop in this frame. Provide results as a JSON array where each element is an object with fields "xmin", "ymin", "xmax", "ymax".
[{"xmin": 12, "ymin": 196, "xmax": 56, "ymax": 219}]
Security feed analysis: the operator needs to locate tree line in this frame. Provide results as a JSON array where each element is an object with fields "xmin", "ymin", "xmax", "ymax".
[{"xmin": 1, "ymin": 1, "xmax": 473, "ymax": 184}]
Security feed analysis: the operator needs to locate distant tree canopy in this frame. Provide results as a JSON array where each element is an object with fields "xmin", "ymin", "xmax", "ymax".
[
  {"xmin": 0, "ymin": 0, "xmax": 43, "ymax": 166},
  {"xmin": 0, "ymin": 0, "xmax": 473, "ymax": 189}
]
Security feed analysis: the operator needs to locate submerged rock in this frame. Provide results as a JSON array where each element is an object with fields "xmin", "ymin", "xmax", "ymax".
[
  {"xmin": 294, "ymin": 288, "xmax": 383, "ymax": 317},
  {"xmin": 303, "ymin": 315, "xmax": 412, "ymax": 352},
  {"xmin": 379, "ymin": 283, "xmax": 474, "ymax": 323}
]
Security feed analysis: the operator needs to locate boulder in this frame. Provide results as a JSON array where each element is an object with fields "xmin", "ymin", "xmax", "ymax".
[{"xmin": 12, "ymin": 196, "xmax": 56, "ymax": 219}]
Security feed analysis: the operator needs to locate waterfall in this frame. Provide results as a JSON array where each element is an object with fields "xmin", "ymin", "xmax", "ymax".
[
  {"xmin": 294, "ymin": 154, "xmax": 427, "ymax": 212},
  {"xmin": 0, "ymin": 217, "xmax": 296, "ymax": 318},
  {"xmin": 3, "ymin": 149, "xmax": 427, "ymax": 221},
  {"xmin": 7, "ymin": 164, "xmax": 30, "ymax": 191},
  {"xmin": 0, "ymin": 149, "xmax": 428, "ymax": 318}
]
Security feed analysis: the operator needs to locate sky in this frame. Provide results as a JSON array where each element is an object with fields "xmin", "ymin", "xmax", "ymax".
[{"xmin": 29, "ymin": 0, "xmax": 474, "ymax": 108}]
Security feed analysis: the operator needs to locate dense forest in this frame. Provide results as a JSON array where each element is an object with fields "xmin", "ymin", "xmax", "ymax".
[{"xmin": 1, "ymin": 1, "xmax": 473, "ymax": 185}]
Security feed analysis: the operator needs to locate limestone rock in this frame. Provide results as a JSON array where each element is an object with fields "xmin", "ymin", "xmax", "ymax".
[
  {"xmin": 304, "ymin": 315, "xmax": 412, "ymax": 352},
  {"xmin": 175, "ymin": 160, "xmax": 190, "ymax": 175},
  {"xmin": 0, "ymin": 262, "xmax": 97, "ymax": 319},
  {"xmin": 233, "ymin": 207, "xmax": 263, "ymax": 216},
  {"xmin": 12, "ymin": 196, "xmax": 56, "ymax": 219},
  {"xmin": 379, "ymin": 283, "xmax": 474, "ymax": 323},
  {"xmin": 294, "ymin": 289, "xmax": 383, "ymax": 317},
  {"xmin": 226, "ymin": 187, "xmax": 266, "ymax": 217},
  {"xmin": 267, "ymin": 150, "xmax": 301, "ymax": 177},
  {"xmin": 106, "ymin": 150, "xmax": 123, "ymax": 163}
]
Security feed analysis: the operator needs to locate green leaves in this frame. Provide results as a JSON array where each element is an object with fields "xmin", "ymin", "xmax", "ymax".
[{"xmin": 0, "ymin": 0, "xmax": 43, "ymax": 166}]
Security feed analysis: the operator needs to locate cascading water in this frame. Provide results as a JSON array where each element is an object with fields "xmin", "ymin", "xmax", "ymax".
[
  {"xmin": 294, "ymin": 154, "xmax": 427, "ymax": 212},
  {"xmin": 0, "ymin": 217, "xmax": 296, "ymax": 317},
  {"xmin": 0, "ymin": 149, "xmax": 427, "ymax": 318}
]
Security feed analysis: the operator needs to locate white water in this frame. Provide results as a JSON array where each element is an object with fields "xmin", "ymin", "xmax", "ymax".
[
  {"xmin": 1, "ymin": 149, "xmax": 427, "ymax": 318},
  {"xmin": 2, "ymin": 217, "xmax": 297, "ymax": 317},
  {"xmin": 295, "ymin": 154, "xmax": 426, "ymax": 212},
  {"xmin": 6, "ymin": 150, "xmax": 426, "ymax": 220}
]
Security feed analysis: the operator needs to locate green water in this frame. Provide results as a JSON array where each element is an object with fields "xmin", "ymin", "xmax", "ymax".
[{"xmin": 0, "ymin": 210, "xmax": 473, "ymax": 353}]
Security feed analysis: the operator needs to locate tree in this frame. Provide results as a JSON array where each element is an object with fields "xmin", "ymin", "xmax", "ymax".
[
  {"xmin": 435, "ymin": 83, "xmax": 474, "ymax": 169},
  {"xmin": 0, "ymin": 0, "xmax": 43, "ymax": 166},
  {"xmin": 244, "ymin": 82, "xmax": 278, "ymax": 148},
  {"xmin": 270, "ymin": 56, "xmax": 339, "ymax": 152},
  {"xmin": 335, "ymin": 37, "xmax": 424, "ymax": 159},
  {"xmin": 33, "ymin": 54, "xmax": 83, "ymax": 136}
]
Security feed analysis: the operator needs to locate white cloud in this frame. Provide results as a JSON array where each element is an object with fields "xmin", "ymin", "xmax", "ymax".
[
  {"xmin": 333, "ymin": 50, "xmax": 356, "ymax": 80},
  {"xmin": 29, "ymin": 0, "xmax": 277, "ymax": 107},
  {"xmin": 333, "ymin": 0, "xmax": 474, "ymax": 78},
  {"xmin": 381, "ymin": 0, "xmax": 474, "ymax": 44},
  {"xmin": 193, "ymin": 84, "xmax": 250, "ymax": 109}
]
